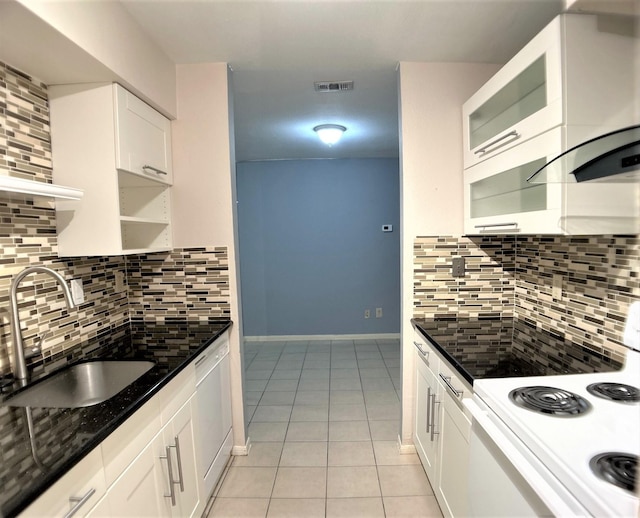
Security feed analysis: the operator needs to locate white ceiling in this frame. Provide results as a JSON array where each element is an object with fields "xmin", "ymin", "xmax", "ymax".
[{"xmin": 120, "ymin": 0, "xmax": 565, "ymax": 161}]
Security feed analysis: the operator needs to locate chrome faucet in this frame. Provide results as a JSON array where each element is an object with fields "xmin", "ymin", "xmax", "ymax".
[{"xmin": 9, "ymin": 266, "xmax": 75, "ymax": 382}]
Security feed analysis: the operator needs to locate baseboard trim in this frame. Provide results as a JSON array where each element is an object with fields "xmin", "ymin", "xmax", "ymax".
[
  {"xmin": 232, "ymin": 438, "xmax": 251, "ymax": 456},
  {"xmin": 397, "ymin": 435, "xmax": 417, "ymax": 454},
  {"xmin": 244, "ymin": 333, "xmax": 400, "ymax": 342}
]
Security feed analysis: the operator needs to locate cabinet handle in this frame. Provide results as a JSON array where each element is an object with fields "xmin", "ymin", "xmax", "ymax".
[
  {"xmin": 430, "ymin": 393, "xmax": 440, "ymax": 442},
  {"xmin": 161, "ymin": 445, "xmax": 177, "ymax": 506},
  {"xmin": 413, "ymin": 341, "xmax": 429, "ymax": 358},
  {"xmin": 171, "ymin": 436, "xmax": 185, "ymax": 492},
  {"xmin": 474, "ymin": 130, "xmax": 520, "ymax": 156},
  {"xmin": 64, "ymin": 488, "xmax": 96, "ymax": 518},
  {"xmin": 426, "ymin": 386, "xmax": 431, "ymax": 434},
  {"xmin": 474, "ymin": 222, "xmax": 518, "ymax": 232},
  {"xmin": 142, "ymin": 165, "xmax": 168, "ymax": 176},
  {"xmin": 439, "ymin": 373, "xmax": 464, "ymax": 399}
]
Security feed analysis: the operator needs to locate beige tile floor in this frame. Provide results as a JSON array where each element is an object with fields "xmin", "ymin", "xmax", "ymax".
[{"xmin": 205, "ymin": 339, "xmax": 443, "ymax": 517}]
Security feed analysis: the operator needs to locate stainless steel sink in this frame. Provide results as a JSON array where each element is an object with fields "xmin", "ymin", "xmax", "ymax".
[{"xmin": 2, "ymin": 360, "xmax": 155, "ymax": 408}]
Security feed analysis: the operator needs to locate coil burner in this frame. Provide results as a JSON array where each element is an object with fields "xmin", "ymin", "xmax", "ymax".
[
  {"xmin": 587, "ymin": 382, "xmax": 640, "ymax": 403},
  {"xmin": 590, "ymin": 453, "xmax": 638, "ymax": 492},
  {"xmin": 509, "ymin": 386, "xmax": 591, "ymax": 416}
]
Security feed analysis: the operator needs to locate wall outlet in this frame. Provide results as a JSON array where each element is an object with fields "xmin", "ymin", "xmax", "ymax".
[
  {"xmin": 552, "ymin": 274, "xmax": 562, "ymax": 299},
  {"xmin": 376, "ymin": 307, "xmax": 383, "ymax": 318},
  {"xmin": 115, "ymin": 271, "xmax": 126, "ymax": 293},
  {"xmin": 70, "ymin": 278, "xmax": 85, "ymax": 305},
  {"xmin": 452, "ymin": 257, "xmax": 465, "ymax": 277},
  {"xmin": 364, "ymin": 309, "xmax": 371, "ymax": 319}
]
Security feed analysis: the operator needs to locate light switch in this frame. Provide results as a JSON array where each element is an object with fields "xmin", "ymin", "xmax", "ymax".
[{"xmin": 382, "ymin": 225, "xmax": 393, "ymax": 232}]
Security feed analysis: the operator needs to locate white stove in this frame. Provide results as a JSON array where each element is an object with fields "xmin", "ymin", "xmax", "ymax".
[{"xmin": 466, "ymin": 304, "xmax": 640, "ymax": 517}]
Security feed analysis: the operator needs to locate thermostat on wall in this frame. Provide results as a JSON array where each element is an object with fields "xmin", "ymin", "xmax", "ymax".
[{"xmin": 382, "ymin": 225, "xmax": 393, "ymax": 232}]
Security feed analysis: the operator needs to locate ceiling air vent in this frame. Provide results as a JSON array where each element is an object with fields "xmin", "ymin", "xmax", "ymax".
[{"xmin": 314, "ymin": 81, "xmax": 354, "ymax": 93}]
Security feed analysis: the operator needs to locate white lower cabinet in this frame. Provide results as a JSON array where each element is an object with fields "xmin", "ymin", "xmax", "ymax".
[
  {"xmin": 436, "ymin": 371, "xmax": 471, "ymax": 518},
  {"xmin": 162, "ymin": 398, "xmax": 200, "ymax": 517},
  {"xmin": 414, "ymin": 341, "xmax": 440, "ymax": 482},
  {"xmin": 20, "ymin": 360, "xmax": 208, "ymax": 518},
  {"xmin": 106, "ymin": 397, "xmax": 199, "ymax": 518},
  {"xmin": 106, "ymin": 434, "xmax": 170, "ymax": 517},
  {"xmin": 414, "ymin": 331, "xmax": 472, "ymax": 518},
  {"xmin": 21, "ymin": 448, "xmax": 107, "ymax": 518}
]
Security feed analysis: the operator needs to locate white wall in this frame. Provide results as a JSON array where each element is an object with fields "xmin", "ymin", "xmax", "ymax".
[
  {"xmin": 7, "ymin": 0, "xmax": 176, "ymax": 116},
  {"xmin": 397, "ymin": 62, "xmax": 500, "ymax": 447},
  {"xmin": 172, "ymin": 63, "xmax": 247, "ymax": 452}
]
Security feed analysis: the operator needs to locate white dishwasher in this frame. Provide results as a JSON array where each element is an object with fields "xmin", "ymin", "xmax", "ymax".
[{"xmin": 194, "ymin": 332, "xmax": 232, "ymax": 498}]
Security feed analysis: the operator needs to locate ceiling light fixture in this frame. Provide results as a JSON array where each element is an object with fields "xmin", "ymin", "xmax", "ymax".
[{"xmin": 314, "ymin": 124, "xmax": 346, "ymax": 146}]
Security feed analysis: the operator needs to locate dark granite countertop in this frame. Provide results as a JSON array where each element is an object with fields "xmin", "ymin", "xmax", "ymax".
[
  {"xmin": 0, "ymin": 318, "xmax": 232, "ymax": 518},
  {"xmin": 411, "ymin": 317, "xmax": 623, "ymax": 385}
]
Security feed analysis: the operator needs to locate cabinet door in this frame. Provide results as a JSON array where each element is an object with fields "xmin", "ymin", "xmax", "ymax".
[
  {"xmin": 464, "ymin": 127, "xmax": 563, "ymax": 234},
  {"xmin": 106, "ymin": 433, "xmax": 171, "ymax": 518},
  {"xmin": 164, "ymin": 398, "xmax": 201, "ymax": 518},
  {"xmin": 114, "ymin": 85, "xmax": 173, "ymax": 185},
  {"xmin": 462, "ymin": 17, "xmax": 562, "ymax": 168},
  {"xmin": 437, "ymin": 392, "xmax": 471, "ymax": 518},
  {"xmin": 414, "ymin": 353, "xmax": 440, "ymax": 483}
]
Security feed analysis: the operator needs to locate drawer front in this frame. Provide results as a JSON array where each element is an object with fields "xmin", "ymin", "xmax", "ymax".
[
  {"xmin": 438, "ymin": 359, "xmax": 471, "ymax": 409},
  {"xmin": 463, "ymin": 16, "xmax": 562, "ymax": 169},
  {"xmin": 413, "ymin": 331, "xmax": 438, "ymax": 373},
  {"xmin": 21, "ymin": 449, "xmax": 107, "ymax": 518}
]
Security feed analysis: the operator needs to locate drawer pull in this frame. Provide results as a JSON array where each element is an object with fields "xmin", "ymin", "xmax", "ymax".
[
  {"xmin": 474, "ymin": 130, "xmax": 520, "ymax": 156},
  {"xmin": 64, "ymin": 488, "xmax": 95, "ymax": 518},
  {"xmin": 142, "ymin": 165, "xmax": 168, "ymax": 176},
  {"xmin": 413, "ymin": 341, "xmax": 429, "ymax": 358},
  {"xmin": 161, "ymin": 446, "xmax": 177, "ymax": 506},
  {"xmin": 172, "ymin": 436, "xmax": 185, "ymax": 492},
  {"xmin": 439, "ymin": 373, "xmax": 464, "ymax": 399},
  {"xmin": 430, "ymin": 392, "xmax": 440, "ymax": 441},
  {"xmin": 426, "ymin": 386, "xmax": 431, "ymax": 434}
]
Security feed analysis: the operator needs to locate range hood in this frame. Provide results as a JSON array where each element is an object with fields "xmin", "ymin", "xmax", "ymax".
[{"xmin": 527, "ymin": 125, "xmax": 640, "ymax": 184}]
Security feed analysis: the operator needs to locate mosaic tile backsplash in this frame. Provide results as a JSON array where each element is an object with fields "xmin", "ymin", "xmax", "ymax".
[
  {"xmin": 414, "ymin": 235, "xmax": 639, "ymax": 362},
  {"xmin": 1, "ymin": 59, "xmax": 636, "ymax": 374},
  {"xmin": 127, "ymin": 247, "xmax": 230, "ymax": 321},
  {"xmin": 0, "ymin": 61, "xmax": 230, "ymax": 377}
]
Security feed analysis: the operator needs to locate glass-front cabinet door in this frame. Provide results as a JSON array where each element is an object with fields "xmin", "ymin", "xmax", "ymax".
[
  {"xmin": 462, "ymin": 17, "xmax": 563, "ymax": 169},
  {"xmin": 464, "ymin": 128, "xmax": 563, "ymax": 234}
]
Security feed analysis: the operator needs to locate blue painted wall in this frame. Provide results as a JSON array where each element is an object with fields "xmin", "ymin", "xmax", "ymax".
[{"xmin": 237, "ymin": 158, "xmax": 400, "ymax": 336}]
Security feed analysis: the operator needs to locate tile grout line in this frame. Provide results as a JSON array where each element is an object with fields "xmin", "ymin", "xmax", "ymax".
[{"xmin": 265, "ymin": 340, "xmax": 302, "ymax": 517}]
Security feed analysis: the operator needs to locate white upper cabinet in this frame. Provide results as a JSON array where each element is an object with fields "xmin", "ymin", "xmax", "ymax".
[
  {"xmin": 50, "ymin": 83, "xmax": 173, "ymax": 256},
  {"xmin": 464, "ymin": 128, "xmax": 563, "ymax": 234},
  {"xmin": 463, "ymin": 21, "xmax": 562, "ymax": 168},
  {"xmin": 462, "ymin": 13, "xmax": 639, "ymax": 234},
  {"xmin": 463, "ymin": 14, "xmax": 637, "ymax": 170},
  {"xmin": 114, "ymin": 85, "xmax": 173, "ymax": 184}
]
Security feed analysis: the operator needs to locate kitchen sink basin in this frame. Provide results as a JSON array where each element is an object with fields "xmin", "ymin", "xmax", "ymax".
[{"xmin": 2, "ymin": 360, "xmax": 155, "ymax": 408}]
